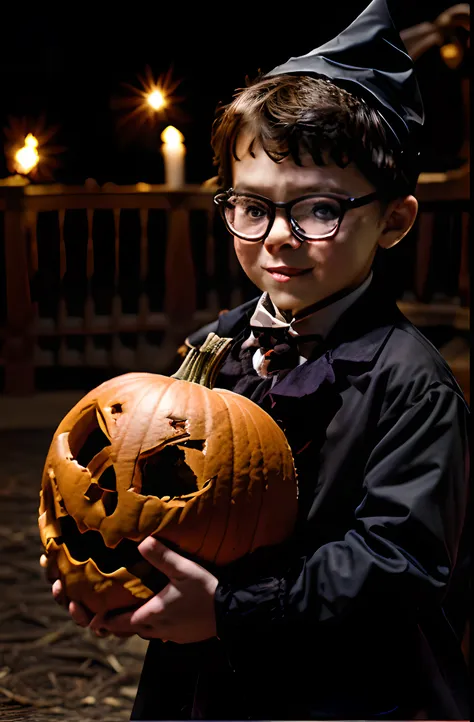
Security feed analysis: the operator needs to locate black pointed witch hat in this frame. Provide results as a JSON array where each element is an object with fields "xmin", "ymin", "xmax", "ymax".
[{"xmin": 264, "ymin": 0, "xmax": 424, "ymax": 149}]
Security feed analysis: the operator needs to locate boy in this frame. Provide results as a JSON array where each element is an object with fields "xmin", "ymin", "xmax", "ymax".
[{"xmin": 50, "ymin": 0, "xmax": 470, "ymax": 719}]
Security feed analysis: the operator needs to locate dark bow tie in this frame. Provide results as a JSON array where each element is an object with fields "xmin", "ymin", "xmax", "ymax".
[{"xmin": 251, "ymin": 326, "xmax": 323, "ymax": 376}]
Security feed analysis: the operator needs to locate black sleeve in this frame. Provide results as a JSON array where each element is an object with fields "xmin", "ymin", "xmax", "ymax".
[{"xmin": 214, "ymin": 383, "xmax": 469, "ymax": 635}]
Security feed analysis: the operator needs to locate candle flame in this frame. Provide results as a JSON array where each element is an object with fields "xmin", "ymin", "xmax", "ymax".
[
  {"xmin": 161, "ymin": 125, "xmax": 184, "ymax": 147},
  {"xmin": 14, "ymin": 133, "xmax": 40, "ymax": 174},
  {"xmin": 25, "ymin": 133, "xmax": 39, "ymax": 148},
  {"xmin": 4, "ymin": 116, "xmax": 63, "ymax": 180}
]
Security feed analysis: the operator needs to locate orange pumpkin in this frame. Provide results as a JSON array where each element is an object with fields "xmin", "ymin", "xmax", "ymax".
[{"xmin": 39, "ymin": 335, "xmax": 298, "ymax": 616}]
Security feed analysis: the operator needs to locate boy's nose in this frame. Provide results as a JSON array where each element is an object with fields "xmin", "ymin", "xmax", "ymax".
[{"xmin": 263, "ymin": 210, "xmax": 302, "ymax": 252}]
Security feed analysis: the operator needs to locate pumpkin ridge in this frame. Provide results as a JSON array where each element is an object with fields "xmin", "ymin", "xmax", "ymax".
[
  {"xmin": 208, "ymin": 389, "xmax": 241, "ymax": 564},
  {"xmin": 234, "ymin": 396, "xmax": 267, "ymax": 557},
  {"xmin": 136, "ymin": 377, "xmax": 175, "ymax": 462},
  {"xmin": 191, "ymin": 385, "xmax": 227, "ymax": 560},
  {"xmin": 103, "ymin": 376, "xmax": 157, "ymax": 461}
]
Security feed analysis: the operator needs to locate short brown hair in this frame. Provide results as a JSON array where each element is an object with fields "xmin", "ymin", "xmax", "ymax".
[{"xmin": 211, "ymin": 74, "xmax": 416, "ymax": 198}]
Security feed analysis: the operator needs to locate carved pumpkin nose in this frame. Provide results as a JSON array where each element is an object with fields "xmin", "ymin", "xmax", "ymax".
[{"xmin": 84, "ymin": 467, "xmax": 118, "ymax": 516}]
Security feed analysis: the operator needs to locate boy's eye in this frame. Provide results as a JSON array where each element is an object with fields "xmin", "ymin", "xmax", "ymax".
[
  {"xmin": 310, "ymin": 201, "xmax": 340, "ymax": 220},
  {"xmin": 245, "ymin": 205, "xmax": 267, "ymax": 218},
  {"xmin": 230, "ymin": 197, "xmax": 269, "ymax": 219}
]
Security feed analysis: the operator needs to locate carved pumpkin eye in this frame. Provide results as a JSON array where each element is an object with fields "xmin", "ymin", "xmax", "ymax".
[
  {"xmin": 74, "ymin": 424, "xmax": 110, "ymax": 468},
  {"xmin": 139, "ymin": 438, "xmax": 206, "ymax": 499},
  {"xmin": 67, "ymin": 407, "xmax": 119, "ymax": 516}
]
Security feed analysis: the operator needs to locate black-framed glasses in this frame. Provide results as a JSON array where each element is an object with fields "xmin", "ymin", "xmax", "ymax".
[{"xmin": 214, "ymin": 188, "xmax": 379, "ymax": 243}]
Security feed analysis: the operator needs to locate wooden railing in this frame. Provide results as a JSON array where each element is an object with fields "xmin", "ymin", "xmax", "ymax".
[{"xmin": 0, "ymin": 170, "xmax": 470, "ymax": 396}]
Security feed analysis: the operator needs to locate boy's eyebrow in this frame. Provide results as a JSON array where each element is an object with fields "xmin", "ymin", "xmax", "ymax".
[{"xmin": 233, "ymin": 184, "xmax": 352, "ymax": 197}]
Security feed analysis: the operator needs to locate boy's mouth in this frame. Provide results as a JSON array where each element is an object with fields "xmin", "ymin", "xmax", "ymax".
[{"xmin": 264, "ymin": 266, "xmax": 312, "ymax": 282}]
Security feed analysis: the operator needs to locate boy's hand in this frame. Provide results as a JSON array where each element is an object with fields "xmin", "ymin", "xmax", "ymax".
[
  {"xmin": 41, "ymin": 539, "xmax": 219, "ymax": 643},
  {"xmin": 89, "ymin": 538, "xmax": 219, "ymax": 644},
  {"xmin": 40, "ymin": 554, "xmax": 112, "ymax": 635}
]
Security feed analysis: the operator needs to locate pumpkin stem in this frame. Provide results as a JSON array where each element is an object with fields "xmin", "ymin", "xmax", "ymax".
[{"xmin": 171, "ymin": 333, "xmax": 233, "ymax": 389}]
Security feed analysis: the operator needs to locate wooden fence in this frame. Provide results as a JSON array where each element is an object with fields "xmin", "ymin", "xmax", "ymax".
[{"xmin": 0, "ymin": 171, "xmax": 470, "ymax": 396}]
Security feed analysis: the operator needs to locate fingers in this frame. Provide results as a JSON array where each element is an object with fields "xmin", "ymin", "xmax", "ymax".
[
  {"xmin": 51, "ymin": 579, "xmax": 128, "ymax": 638},
  {"xmin": 138, "ymin": 537, "xmax": 191, "ymax": 580},
  {"xmin": 90, "ymin": 610, "xmax": 137, "ymax": 638},
  {"xmin": 51, "ymin": 579, "xmax": 69, "ymax": 608},
  {"xmin": 130, "ymin": 592, "xmax": 166, "ymax": 627},
  {"xmin": 45, "ymin": 549, "xmax": 159, "ymax": 640},
  {"xmin": 52, "ymin": 581, "xmax": 99, "ymax": 634},
  {"xmin": 128, "ymin": 592, "xmax": 178, "ymax": 641},
  {"xmin": 41, "ymin": 554, "xmax": 60, "ymax": 584},
  {"xmin": 70, "ymin": 603, "xmax": 115, "ymax": 638},
  {"xmin": 91, "ymin": 599, "xmax": 164, "ymax": 639},
  {"xmin": 69, "ymin": 601, "xmax": 94, "ymax": 628},
  {"xmin": 52, "ymin": 579, "xmax": 62, "ymax": 600}
]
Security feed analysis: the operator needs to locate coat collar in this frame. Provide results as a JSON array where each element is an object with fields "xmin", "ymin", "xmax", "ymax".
[
  {"xmin": 215, "ymin": 277, "xmax": 402, "ymax": 403},
  {"xmin": 267, "ymin": 322, "xmax": 394, "ymax": 401},
  {"xmin": 268, "ymin": 281, "xmax": 399, "ymax": 401}
]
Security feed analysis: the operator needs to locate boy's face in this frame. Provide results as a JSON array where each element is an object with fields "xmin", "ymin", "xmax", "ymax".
[{"xmin": 231, "ymin": 132, "xmax": 389, "ymax": 316}]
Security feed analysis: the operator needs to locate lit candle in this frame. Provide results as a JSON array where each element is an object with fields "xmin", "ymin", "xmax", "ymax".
[
  {"xmin": 160, "ymin": 125, "xmax": 186, "ymax": 188},
  {"xmin": 14, "ymin": 133, "xmax": 39, "ymax": 175}
]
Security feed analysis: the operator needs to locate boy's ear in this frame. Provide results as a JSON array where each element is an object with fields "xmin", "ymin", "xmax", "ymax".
[{"xmin": 378, "ymin": 195, "xmax": 418, "ymax": 249}]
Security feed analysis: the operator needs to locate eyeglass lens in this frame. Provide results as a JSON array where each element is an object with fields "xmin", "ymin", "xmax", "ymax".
[{"xmin": 223, "ymin": 194, "xmax": 342, "ymax": 240}]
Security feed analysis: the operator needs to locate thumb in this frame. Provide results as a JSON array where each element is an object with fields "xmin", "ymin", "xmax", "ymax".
[{"xmin": 138, "ymin": 537, "xmax": 189, "ymax": 581}]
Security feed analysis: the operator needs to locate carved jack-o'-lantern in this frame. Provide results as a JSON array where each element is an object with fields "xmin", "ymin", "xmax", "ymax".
[{"xmin": 39, "ymin": 335, "xmax": 298, "ymax": 616}]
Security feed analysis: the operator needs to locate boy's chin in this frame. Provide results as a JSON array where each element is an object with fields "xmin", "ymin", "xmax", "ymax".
[{"xmin": 266, "ymin": 289, "xmax": 320, "ymax": 317}]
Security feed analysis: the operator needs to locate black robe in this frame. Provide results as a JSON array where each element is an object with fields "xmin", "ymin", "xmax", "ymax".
[{"xmin": 131, "ymin": 281, "xmax": 470, "ymax": 721}]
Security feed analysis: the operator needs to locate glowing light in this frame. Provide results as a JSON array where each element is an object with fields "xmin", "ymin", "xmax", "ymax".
[
  {"xmin": 113, "ymin": 65, "xmax": 187, "ymax": 132},
  {"xmin": 136, "ymin": 182, "xmax": 152, "ymax": 192},
  {"xmin": 147, "ymin": 90, "xmax": 166, "ymax": 110},
  {"xmin": 14, "ymin": 134, "xmax": 40, "ymax": 174},
  {"xmin": 440, "ymin": 42, "xmax": 463, "ymax": 69},
  {"xmin": 160, "ymin": 125, "xmax": 184, "ymax": 147},
  {"xmin": 4, "ymin": 116, "xmax": 63, "ymax": 180}
]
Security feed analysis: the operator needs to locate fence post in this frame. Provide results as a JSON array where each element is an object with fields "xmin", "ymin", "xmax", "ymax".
[
  {"xmin": 414, "ymin": 210, "xmax": 435, "ymax": 302},
  {"xmin": 3, "ymin": 185, "xmax": 35, "ymax": 395},
  {"xmin": 162, "ymin": 192, "xmax": 197, "ymax": 369},
  {"xmin": 458, "ymin": 212, "xmax": 470, "ymax": 307}
]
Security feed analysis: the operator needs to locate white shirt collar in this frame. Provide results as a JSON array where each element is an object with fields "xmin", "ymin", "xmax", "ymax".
[{"xmin": 244, "ymin": 273, "xmax": 373, "ymax": 376}]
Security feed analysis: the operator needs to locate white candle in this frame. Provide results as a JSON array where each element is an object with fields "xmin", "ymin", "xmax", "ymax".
[{"xmin": 160, "ymin": 125, "xmax": 186, "ymax": 188}]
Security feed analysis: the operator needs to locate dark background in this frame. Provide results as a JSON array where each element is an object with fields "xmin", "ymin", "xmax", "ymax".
[{"xmin": 0, "ymin": 1, "xmax": 468, "ymax": 186}]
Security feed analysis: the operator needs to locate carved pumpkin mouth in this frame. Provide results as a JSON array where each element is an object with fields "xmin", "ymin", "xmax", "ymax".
[
  {"xmin": 56, "ymin": 516, "xmax": 167, "ymax": 592},
  {"xmin": 59, "ymin": 515, "xmax": 140, "ymax": 570}
]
